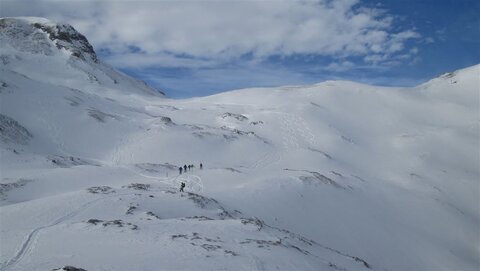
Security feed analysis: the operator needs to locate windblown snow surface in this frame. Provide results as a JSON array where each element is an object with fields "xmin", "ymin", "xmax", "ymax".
[{"xmin": 0, "ymin": 17, "xmax": 479, "ymax": 271}]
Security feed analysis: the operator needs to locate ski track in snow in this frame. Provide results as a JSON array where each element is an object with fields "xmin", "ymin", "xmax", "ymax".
[
  {"xmin": 119, "ymin": 161, "xmax": 204, "ymax": 193},
  {"xmin": 0, "ymin": 161, "xmax": 203, "ymax": 271},
  {"xmin": 280, "ymin": 113, "xmax": 317, "ymax": 149},
  {"xmin": 173, "ymin": 174, "xmax": 203, "ymax": 193},
  {"xmin": 0, "ymin": 192, "xmax": 136, "ymax": 271},
  {"xmin": 249, "ymin": 112, "xmax": 317, "ymax": 170},
  {"xmin": 253, "ymin": 256, "xmax": 266, "ymax": 271}
]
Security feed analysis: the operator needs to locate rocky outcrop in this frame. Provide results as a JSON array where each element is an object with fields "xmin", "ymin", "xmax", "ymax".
[{"xmin": 0, "ymin": 17, "xmax": 97, "ymax": 62}]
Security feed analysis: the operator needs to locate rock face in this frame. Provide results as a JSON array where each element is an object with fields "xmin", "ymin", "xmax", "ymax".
[
  {"xmin": 0, "ymin": 17, "xmax": 97, "ymax": 62},
  {"xmin": 32, "ymin": 22, "xmax": 98, "ymax": 62}
]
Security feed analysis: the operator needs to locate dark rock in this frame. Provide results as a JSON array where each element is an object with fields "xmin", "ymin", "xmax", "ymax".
[
  {"xmin": 240, "ymin": 217, "xmax": 264, "ymax": 230},
  {"xmin": 32, "ymin": 22, "xmax": 98, "ymax": 62},
  {"xmin": 49, "ymin": 155, "xmax": 98, "ymax": 168},
  {"xmin": 53, "ymin": 265, "xmax": 87, "ymax": 271},
  {"xmin": 224, "ymin": 250, "xmax": 239, "ymax": 256},
  {"xmin": 146, "ymin": 211, "xmax": 160, "ymax": 219},
  {"xmin": 171, "ymin": 234, "xmax": 188, "ymax": 240},
  {"xmin": 221, "ymin": 112, "xmax": 248, "ymax": 121},
  {"xmin": 87, "ymin": 219, "xmax": 138, "ymax": 230},
  {"xmin": 87, "ymin": 108, "xmax": 119, "ymax": 123},
  {"xmin": 201, "ymin": 244, "xmax": 221, "ymax": 251},
  {"xmin": 250, "ymin": 121, "xmax": 264, "ymax": 125},
  {"xmin": 125, "ymin": 183, "xmax": 150, "ymax": 191},
  {"xmin": 87, "ymin": 219, "xmax": 103, "ymax": 225},
  {"xmin": 126, "ymin": 205, "xmax": 137, "ymax": 215},
  {"xmin": 0, "ymin": 179, "xmax": 32, "ymax": 200}
]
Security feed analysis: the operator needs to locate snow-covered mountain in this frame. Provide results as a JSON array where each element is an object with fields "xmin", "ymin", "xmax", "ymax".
[
  {"xmin": 1, "ymin": 17, "xmax": 479, "ymax": 271},
  {"xmin": 0, "ymin": 17, "xmax": 163, "ymax": 96}
]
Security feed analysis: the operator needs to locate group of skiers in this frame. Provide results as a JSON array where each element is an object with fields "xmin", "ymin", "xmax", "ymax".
[
  {"xmin": 178, "ymin": 163, "xmax": 203, "ymax": 192},
  {"xmin": 178, "ymin": 163, "xmax": 202, "ymax": 175}
]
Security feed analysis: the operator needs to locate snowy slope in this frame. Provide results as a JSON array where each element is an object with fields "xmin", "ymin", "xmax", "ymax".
[{"xmin": 1, "ymin": 17, "xmax": 479, "ymax": 271}]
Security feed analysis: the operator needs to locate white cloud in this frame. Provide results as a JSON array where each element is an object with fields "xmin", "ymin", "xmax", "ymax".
[
  {"xmin": 325, "ymin": 61, "xmax": 355, "ymax": 72},
  {"xmin": 1, "ymin": 0, "xmax": 420, "ymax": 68},
  {"xmin": 104, "ymin": 52, "xmax": 219, "ymax": 69}
]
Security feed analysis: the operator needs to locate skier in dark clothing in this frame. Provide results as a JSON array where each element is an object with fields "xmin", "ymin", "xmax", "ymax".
[
  {"xmin": 200, "ymin": 163, "xmax": 203, "ymax": 170},
  {"xmin": 180, "ymin": 182, "xmax": 185, "ymax": 192},
  {"xmin": 179, "ymin": 167, "xmax": 183, "ymax": 175},
  {"xmin": 184, "ymin": 165, "xmax": 187, "ymax": 172}
]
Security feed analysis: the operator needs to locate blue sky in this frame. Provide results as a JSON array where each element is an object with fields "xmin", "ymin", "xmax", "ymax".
[{"xmin": 2, "ymin": 0, "xmax": 479, "ymax": 98}]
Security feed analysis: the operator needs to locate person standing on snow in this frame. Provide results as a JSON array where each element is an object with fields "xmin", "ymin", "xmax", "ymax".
[
  {"xmin": 200, "ymin": 163, "xmax": 203, "ymax": 170},
  {"xmin": 184, "ymin": 165, "xmax": 187, "ymax": 172},
  {"xmin": 180, "ymin": 182, "xmax": 185, "ymax": 192},
  {"xmin": 179, "ymin": 167, "xmax": 183, "ymax": 175}
]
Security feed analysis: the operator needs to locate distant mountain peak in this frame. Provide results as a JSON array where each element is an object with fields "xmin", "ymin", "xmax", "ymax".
[{"xmin": 0, "ymin": 17, "xmax": 97, "ymax": 62}]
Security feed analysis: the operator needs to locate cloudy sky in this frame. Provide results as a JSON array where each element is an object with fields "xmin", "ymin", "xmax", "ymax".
[{"xmin": 2, "ymin": 0, "xmax": 479, "ymax": 97}]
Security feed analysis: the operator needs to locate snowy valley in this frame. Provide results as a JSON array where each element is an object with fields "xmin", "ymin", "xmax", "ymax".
[{"xmin": 0, "ymin": 17, "xmax": 479, "ymax": 271}]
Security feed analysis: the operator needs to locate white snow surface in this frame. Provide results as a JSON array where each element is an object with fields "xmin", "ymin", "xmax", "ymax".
[{"xmin": 1, "ymin": 17, "xmax": 479, "ymax": 271}]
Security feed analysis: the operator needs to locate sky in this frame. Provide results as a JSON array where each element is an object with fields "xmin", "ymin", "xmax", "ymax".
[{"xmin": 1, "ymin": 0, "xmax": 479, "ymax": 98}]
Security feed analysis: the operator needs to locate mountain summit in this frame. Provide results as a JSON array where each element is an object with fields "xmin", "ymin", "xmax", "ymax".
[
  {"xmin": 0, "ymin": 17, "xmax": 163, "ymax": 96},
  {"xmin": 0, "ymin": 17, "xmax": 97, "ymax": 62}
]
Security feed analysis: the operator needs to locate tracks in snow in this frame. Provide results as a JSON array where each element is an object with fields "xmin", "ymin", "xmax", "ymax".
[
  {"xmin": 121, "ymin": 164, "xmax": 204, "ymax": 193},
  {"xmin": 173, "ymin": 174, "xmax": 203, "ymax": 193},
  {"xmin": 280, "ymin": 113, "xmax": 317, "ymax": 149},
  {"xmin": 249, "ymin": 112, "xmax": 318, "ymax": 170},
  {"xmin": 0, "ymin": 193, "xmax": 132, "ymax": 271},
  {"xmin": 0, "ymin": 165, "xmax": 203, "ymax": 271}
]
